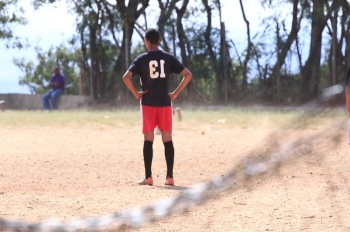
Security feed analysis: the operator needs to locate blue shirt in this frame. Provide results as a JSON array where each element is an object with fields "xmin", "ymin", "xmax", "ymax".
[{"xmin": 50, "ymin": 74, "xmax": 65, "ymax": 92}]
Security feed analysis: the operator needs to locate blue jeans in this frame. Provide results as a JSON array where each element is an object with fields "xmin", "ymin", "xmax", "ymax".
[{"xmin": 42, "ymin": 89, "xmax": 63, "ymax": 110}]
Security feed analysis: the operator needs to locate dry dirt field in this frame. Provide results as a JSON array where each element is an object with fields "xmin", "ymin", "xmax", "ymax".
[{"xmin": 0, "ymin": 110, "xmax": 349, "ymax": 232}]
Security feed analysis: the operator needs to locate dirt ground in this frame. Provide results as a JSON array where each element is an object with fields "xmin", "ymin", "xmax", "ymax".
[{"xmin": 0, "ymin": 119, "xmax": 350, "ymax": 232}]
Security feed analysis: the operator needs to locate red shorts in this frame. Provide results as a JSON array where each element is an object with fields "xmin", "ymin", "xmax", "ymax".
[
  {"xmin": 141, "ymin": 105, "xmax": 172, "ymax": 133},
  {"xmin": 346, "ymin": 87, "xmax": 350, "ymax": 112}
]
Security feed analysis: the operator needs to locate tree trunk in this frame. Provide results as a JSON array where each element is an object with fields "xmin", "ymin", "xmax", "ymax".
[
  {"xmin": 98, "ymin": 23, "xmax": 106, "ymax": 99},
  {"xmin": 157, "ymin": 0, "xmax": 179, "ymax": 52},
  {"xmin": 201, "ymin": 0, "xmax": 221, "ymax": 101},
  {"xmin": 80, "ymin": 30, "xmax": 90, "ymax": 96},
  {"xmin": 107, "ymin": 0, "xmax": 149, "ymax": 97},
  {"xmin": 89, "ymin": 24, "xmax": 99, "ymax": 100},
  {"xmin": 300, "ymin": 0, "xmax": 336, "ymax": 102},
  {"xmin": 271, "ymin": 0, "xmax": 305, "ymax": 81},
  {"xmin": 331, "ymin": 9, "xmax": 338, "ymax": 85},
  {"xmin": 175, "ymin": 0, "xmax": 191, "ymax": 100},
  {"xmin": 238, "ymin": 0, "xmax": 253, "ymax": 92},
  {"xmin": 339, "ymin": 0, "xmax": 350, "ymax": 82}
]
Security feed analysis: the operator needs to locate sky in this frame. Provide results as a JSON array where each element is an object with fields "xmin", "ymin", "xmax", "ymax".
[{"xmin": 0, "ymin": 0, "xmax": 273, "ymax": 94}]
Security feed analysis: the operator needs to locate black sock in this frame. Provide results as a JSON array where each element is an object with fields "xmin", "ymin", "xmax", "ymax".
[
  {"xmin": 143, "ymin": 141, "xmax": 153, "ymax": 178},
  {"xmin": 164, "ymin": 141, "xmax": 174, "ymax": 178}
]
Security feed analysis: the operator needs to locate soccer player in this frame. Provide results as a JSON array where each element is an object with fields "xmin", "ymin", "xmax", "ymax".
[{"xmin": 122, "ymin": 28, "xmax": 192, "ymax": 185}]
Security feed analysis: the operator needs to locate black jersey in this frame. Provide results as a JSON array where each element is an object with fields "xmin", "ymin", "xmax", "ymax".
[
  {"xmin": 346, "ymin": 66, "xmax": 350, "ymax": 87},
  {"xmin": 128, "ymin": 50, "xmax": 185, "ymax": 106}
]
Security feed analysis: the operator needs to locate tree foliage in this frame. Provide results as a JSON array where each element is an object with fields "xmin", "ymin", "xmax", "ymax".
[
  {"xmin": 14, "ymin": 45, "xmax": 79, "ymax": 94},
  {"xmin": 7, "ymin": 0, "xmax": 350, "ymax": 105},
  {"xmin": 0, "ymin": 0, "xmax": 27, "ymax": 48}
]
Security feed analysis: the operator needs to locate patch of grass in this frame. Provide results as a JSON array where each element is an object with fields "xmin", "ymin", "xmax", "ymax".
[
  {"xmin": 180, "ymin": 107, "xmax": 295, "ymax": 128},
  {"xmin": 0, "ymin": 109, "xmax": 141, "ymax": 128},
  {"xmin": 0, "ymin": 107, "xmax": 345, "ymax": 130}
]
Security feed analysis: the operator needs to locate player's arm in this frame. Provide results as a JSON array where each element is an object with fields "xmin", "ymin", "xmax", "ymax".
[
  {"xmin": 169, "ymin": 68, "xmax": 192, "ymax": 101},
  {"xmin": 345, "ymin": 66, "xmax": 350, "ymax": 118},
  {"xmin": 346, "ymin": 86, "xmax": 350, "ymax": 118},
  {"xmin": 123, "ymin": 71, "xmax": 147, "ymax": 100}
]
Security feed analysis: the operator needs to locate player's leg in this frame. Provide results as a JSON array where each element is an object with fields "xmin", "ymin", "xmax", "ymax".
[
  {"xmin": 158, "ymin": 106, "xmax": 175, "ymax": 185},
  {"xmin": 50, "ymin": 89, "xmax": 63, "ymax": 110},
  {"xmin": 346, "ymin": 87, "xmax": 350, "ymax": 144},
  {"xmin": 348, "ymin": 116, "xmax": 350, "ymax": 145},
  {"xmin": 138, "ymin": 105, "xmax": 156, "ymax": 185},
  {"xmin": 143, "ymin": 131, "xmax": 154, "ymax": 181},
  {"xmin": 163, "ymin": 136, "xmax": 174, "ymax": 185},
  {"xmin": 42, "ymin": 90, "xmax": 53, "ymax": 110}
]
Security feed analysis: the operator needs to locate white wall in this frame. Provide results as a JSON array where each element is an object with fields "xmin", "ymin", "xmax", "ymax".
[{"xmin": 0, "ymin": 94, "xmax": 89, "ymax": 110}]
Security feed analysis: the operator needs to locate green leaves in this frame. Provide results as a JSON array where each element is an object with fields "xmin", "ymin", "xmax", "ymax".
[
  {"xmin": 0, "ymin": 0, "xmax": 27, "ymax": 48},
  {"xmin": 31, "ymin": 0, "xmax": 60, "ymax": 10}
]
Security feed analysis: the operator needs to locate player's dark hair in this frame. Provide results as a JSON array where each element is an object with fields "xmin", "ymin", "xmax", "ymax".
[{"xmin": 145, "ymin": 29, "xmax": 160, "ymax": 45}]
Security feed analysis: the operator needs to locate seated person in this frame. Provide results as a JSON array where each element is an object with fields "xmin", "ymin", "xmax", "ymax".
[{"xmin": 42, "ymin": 67, "xmax": 65, "ymax": 110}]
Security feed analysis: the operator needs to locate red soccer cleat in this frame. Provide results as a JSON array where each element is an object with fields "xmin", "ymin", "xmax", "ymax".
[
  {"xmin": 164, "ymin": 177, "xmax": 175, "ymax": 186},
  {"xmin": 137, "ymin": 177, "xmax": 153, "ymax": 186}
]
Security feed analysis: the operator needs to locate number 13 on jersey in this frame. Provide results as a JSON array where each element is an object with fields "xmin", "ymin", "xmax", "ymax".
[{"xmin": 149, "ymin": 60, "xmax": 165, "ymax": 79}]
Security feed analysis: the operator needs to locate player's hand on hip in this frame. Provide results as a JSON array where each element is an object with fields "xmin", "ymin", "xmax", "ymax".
[
  {"xmin": 169, "ymin": 92, "xmax": 178, "ymax": 101},
  {"xmin": 134, "ymin": 90, "xmax": 148, "ymax": 100}
]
